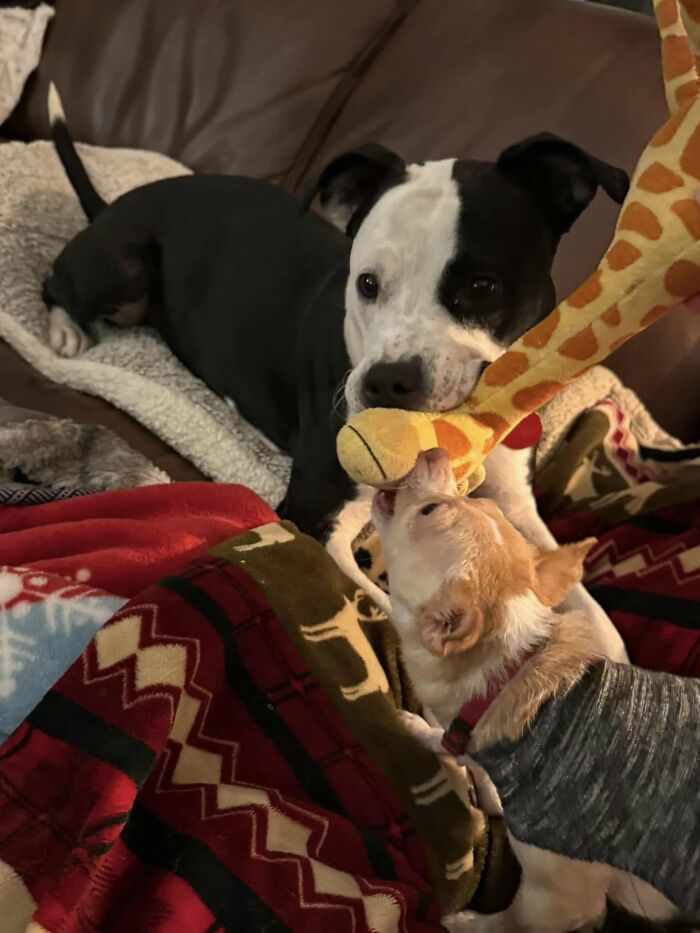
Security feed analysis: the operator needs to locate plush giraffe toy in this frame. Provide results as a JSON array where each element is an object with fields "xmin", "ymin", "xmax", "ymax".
[{"xmin": 337, "ymin": 0, "xmax": 700, "ymax": 494}]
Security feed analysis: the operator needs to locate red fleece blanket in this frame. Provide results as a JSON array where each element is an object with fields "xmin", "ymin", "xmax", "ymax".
[{"xmin": 0, "ymin": 483, "xmax": 276, "ymax": 597}]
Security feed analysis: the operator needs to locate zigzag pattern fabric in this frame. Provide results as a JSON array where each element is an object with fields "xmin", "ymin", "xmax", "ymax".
[{"xmin": 0, "ymin": 517, "xmax": 519, "ymax": 932}]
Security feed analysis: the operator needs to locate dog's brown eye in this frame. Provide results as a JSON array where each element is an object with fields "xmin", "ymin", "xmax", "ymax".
[
  {"xmin": 420, "ymin": 502, "xmax": 439, "ymax": 516},
  {"xmin": 469, "ymin": 276, "xmax": 498, "ymax": 298},
  {"xmin": 357, "ymin": 272, "xmax": 379, "ymax": 301}
]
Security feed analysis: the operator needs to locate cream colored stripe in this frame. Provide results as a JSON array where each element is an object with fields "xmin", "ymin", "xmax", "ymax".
[
  {"xmin": 231, "ymin": 522, "xmax": 295, "ymax": 551},
  {"xmin": 410, "ymin": 767, "xmax": 453, "ymax": 806},
  {"xmin": 413, "ymin": 778, "xmax": 452, "ymax": 807},
  {"xmin": 611, "ymin": 554, "xmax": 648, "ymax": 577},
  {"xmin": 445, "ymin": 850, "xmax": 474, "ymax": 882},
  {"xmin": 0, "ymin": 859, "xmax": 36, "ymax": 931},
  {"xmin": 410, "ymin": 768, "xmax": 447, "ymax": 795},
  {"xmin": 680, "ymin": 1, "xmax": 700, "ymax": 63},
  {"xmin": 679, "ymin": 543, "xmax": 700, "ymax": 573},
  {"xmin": 216, "ymin": 782, "xmax": 401, "ymax": 931}
]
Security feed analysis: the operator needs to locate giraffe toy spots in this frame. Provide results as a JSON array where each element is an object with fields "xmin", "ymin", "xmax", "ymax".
[{"xmin": 337, "ymin": 0, "xmax": 700, "ymax": 493}]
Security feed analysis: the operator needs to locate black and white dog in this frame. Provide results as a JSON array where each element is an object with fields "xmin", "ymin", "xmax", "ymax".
[{"xmin": 44, "ymin": 87, "xmax": 629, "ymax": 657}]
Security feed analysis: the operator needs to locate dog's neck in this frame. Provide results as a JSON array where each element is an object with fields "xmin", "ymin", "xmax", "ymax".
[
  {"xmin": 393, "ymin": 589, "xmax": 556, "ymax": 728},
  {"xmin": 469, "ymin": 610, "xmax": 602, "ymax": 753}
]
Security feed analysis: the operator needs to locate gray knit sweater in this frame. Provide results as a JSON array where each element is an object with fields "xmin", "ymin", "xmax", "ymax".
[{"xmin": 471, "ymin": 661, "xmax": 700, "ymax": 920}]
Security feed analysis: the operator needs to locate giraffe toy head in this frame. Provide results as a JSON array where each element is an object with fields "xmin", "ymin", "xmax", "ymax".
[{"xmin": 337, "ymin": 0, "xmax": 700, "ymax": 493}]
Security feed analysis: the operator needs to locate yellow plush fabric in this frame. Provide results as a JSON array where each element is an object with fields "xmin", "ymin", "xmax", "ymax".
[{"xmin": 337, "ymin": 0, "xmax": 700, "ymax": 493}]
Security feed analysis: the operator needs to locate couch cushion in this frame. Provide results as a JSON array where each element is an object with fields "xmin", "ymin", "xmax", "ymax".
[
  {"xmin": 3, "ymin": 0, "xmax": 413, "ymax": 181},
  {"xmin": 299, "ymin": 0, "xmax": 665, "ymax": 299}
]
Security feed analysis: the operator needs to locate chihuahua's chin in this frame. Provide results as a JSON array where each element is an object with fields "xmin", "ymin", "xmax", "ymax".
[{"xmin": 373, "ymin": 488, "xmax": 397, "ymax": 521}]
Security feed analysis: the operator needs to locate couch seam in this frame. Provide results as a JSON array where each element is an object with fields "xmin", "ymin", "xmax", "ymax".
[{"xmin": 282, "ymin": 0, "xmax": 421, "ymax": 194}]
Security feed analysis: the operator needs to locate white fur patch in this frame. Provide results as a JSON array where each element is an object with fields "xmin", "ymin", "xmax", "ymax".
[
  {"xmin": 501, "ymin": 591, "xmax": 553, "ymax": 658},
  {"xmin": 326, "ymin": 488, "xmax": 392, "ymax": 617},
  {"xmin": 480, "ymin": 513, "xmax": 503, "ymax": 545}
]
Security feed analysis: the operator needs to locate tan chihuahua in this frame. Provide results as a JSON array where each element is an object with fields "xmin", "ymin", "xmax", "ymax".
[{"xmin": 373, "ymin": 449, "xmax": 697, "ymax": 932}]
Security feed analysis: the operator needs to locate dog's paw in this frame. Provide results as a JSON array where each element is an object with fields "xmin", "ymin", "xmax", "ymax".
[
  {"xmin": 463, "ymin": 757, "xmax": 503, "ymax": 817},
  {"xmin": 397, "ymin": 710, "xmax": 445, "ymax": 754},
  {"xmin": 441, "ymin": 911, "xmax": 478, "ymax": 931},
  {"xmin": 48, "ymin": 306, "xmax": 93, "ymax": 358}
]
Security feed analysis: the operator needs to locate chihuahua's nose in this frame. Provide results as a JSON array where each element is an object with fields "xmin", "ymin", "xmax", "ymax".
[
  {"xmin": 362, "ymin": 357, "xmax": 425, "ymax": 409},
  {"xmin": 420, "ymin": 448, "xmax": 449, "ymax": 466},
  {"xmin": 410, "ymin": 447, "xmax": 456, "ymax": 492}
]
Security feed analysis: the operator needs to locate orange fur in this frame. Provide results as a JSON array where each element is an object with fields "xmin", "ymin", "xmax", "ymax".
[
  {"xmin": 533, "ymin": 539, "xmax": 597, "ymax": 608},
  {"xmin": 375, "ymin": 449, "xmax": 601, "ymax": 730},
  {"xmin": 471, "ymin": 612, "xmax": 603, "ymax": 751}
]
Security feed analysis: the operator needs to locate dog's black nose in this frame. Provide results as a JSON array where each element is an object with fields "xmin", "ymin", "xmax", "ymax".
[{"xmin": 362, "ymin": 357, "xmax": 425, "ymax": 409}]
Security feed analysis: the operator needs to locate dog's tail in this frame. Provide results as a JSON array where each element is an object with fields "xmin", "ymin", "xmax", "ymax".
[{"xmin": 48, "ymin": 82, "xmax": 106, "ymax": 221}]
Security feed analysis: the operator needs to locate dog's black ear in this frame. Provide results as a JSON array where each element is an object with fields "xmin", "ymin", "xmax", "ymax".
[
  {"xmin": 497, "ymin": 133, "xmax": 629, "ymax": 238},
  {"xmin": 300, "ymin": 144, "xmax": 406, "ymax": 236}
]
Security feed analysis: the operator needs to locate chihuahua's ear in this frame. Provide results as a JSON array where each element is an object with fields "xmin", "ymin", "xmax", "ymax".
[
  {"xmin": 533, "ymin": 538, "xmax": 597, "ymax": 608},
  {"xmin": 417, "ymin": 580, "xmax": 484, "ymax": 657}
]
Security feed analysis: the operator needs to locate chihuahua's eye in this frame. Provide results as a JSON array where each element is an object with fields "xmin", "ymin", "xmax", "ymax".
[
  {"xmin": 420, "ymin": 502, "xmax": 440, "ymax": 516},
  {"xmin": 357, "ymin": 272, "xmax": 379, "ymax": 301}
]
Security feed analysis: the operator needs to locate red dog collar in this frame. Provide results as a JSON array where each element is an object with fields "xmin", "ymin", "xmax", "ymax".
[{"xmin": 442, "ymin": 654, "xmax": 532, "ymax": 757}]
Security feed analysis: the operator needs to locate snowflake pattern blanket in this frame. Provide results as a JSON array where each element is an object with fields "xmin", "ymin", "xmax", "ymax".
[{"xmin": 0, "ymin": 483, "xmax": 276, "ymax": 744}]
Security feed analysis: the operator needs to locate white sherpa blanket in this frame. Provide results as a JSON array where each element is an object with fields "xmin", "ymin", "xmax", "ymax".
[
  {"xmin": 0, "ymin": 3, "xmax": 53, "ymax": 124},
  {"xmin": 537, "ymin": 365, "xmax": 683, "ymax": 465},
  {"xmin": 0, "ymin": 141, "xmax": 292, "ymax": 505}
]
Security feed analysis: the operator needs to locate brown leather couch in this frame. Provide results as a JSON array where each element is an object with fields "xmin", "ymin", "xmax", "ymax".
[{"xmin": 2, "ymin": 0, "xmax": 698, "ymax": 483}]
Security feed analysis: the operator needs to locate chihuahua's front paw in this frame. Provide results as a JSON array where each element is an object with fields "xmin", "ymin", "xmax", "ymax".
[
  {"xmin": 398, "ymin": 710, "xmax": 445, "ymax": 755},
  {"xmin": 48, "ymin": 306, "xmax": 93, "ymax": 358}
]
